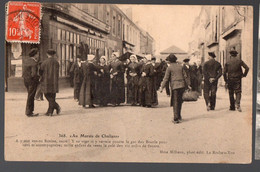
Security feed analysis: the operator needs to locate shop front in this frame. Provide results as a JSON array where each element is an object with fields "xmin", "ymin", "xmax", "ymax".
[{"xmin": 5, "ymin": 3, "xmax": 110, "ymax": 91}]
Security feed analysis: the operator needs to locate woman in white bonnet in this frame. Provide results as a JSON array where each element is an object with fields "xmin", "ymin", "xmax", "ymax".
[
  {"xmin": 108, "ymin": 52, "xmax": 125, "ymax": 106},
  {"xmin": 79, "ymin": 54, "xmax": 99, "ymax": 108}
]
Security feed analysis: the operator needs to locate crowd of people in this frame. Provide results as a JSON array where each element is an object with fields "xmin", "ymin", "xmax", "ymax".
[
  {"xmin": 22, "ymin": 47, "xmax": 249, "ymax": 124},
  {"xmin": 68, "ymin": 52, "xmax": 204, "ymax": 109}
]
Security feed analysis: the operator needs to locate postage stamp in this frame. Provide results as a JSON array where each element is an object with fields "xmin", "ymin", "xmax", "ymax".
[{"xmin": 6, "ymin": 1, "xmax": 41, "ymax": 43}]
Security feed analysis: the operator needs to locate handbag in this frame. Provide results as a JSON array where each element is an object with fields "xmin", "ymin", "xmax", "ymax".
[{"xmin": 182, "ymin": 89, "xmax": 198, "ymax": 101}]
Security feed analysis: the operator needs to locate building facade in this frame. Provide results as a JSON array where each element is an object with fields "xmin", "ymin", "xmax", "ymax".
[
  {"xmin": 189, "ymin": 6, "xmax": 253, "ymax": 93},
  {"xmin": 5, "ymin": 3, "xmax": 154, "ymax": 91}
]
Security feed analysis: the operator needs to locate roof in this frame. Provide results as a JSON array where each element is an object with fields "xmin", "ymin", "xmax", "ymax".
[
  {"xmin": 160, "ymin": 45, "xmax": 187, "ymax": 54},
  {"xmin": 155, "ymin": 54, "xmax": 189, "ymax": 62}
]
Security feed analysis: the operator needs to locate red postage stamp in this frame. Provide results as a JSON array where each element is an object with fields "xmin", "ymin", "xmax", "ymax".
[{"xmin": 6, "ymin": 1, "xmax": 41, "ymax": 43}]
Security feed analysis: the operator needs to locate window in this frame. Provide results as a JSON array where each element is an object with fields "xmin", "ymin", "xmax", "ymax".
[
  {"xmin": 87, "ymin": 37, "xmax": 90, "ymax": 45},
  {"xmin": 62, "ymin": 30, "xmax": 66, "ymax": 40},
  {"xmin": 70, "ymin": 32, "xmax": 73, "ymax": 42},
  {"xmin": 66, "ymin": 31, "xmax": 70, "ymax": 41},
  {"xmin": 57, "ymin": 29, "xmax": 61, "ymax": 40},
  {"xmin": 127, "ymin": 25, "xmax": 129, "ymax": 41},
  {"xmin": 118, "ymin": 16, "xmax": 121, "ymax": 37},
  {"xmin": 89, "ymin": 38, "xmax": 92, "ymax": 47},
  {"xmin": 77, "ymin": 34, "xmax": 80, "ymax": 44},
  {"xmin": 130, "ymin": 27, "xmax": 132, "ymax": 43},
  {"xmin": 61, "ymin": 44, "xmax": 66, "ymax": 76},
  {"xmin": 112, "ymin": 15, "xmax": 116, "ymax": 35},
  {"xmin": 74, "ymin": 33, "xmax": 77, "ymax": 43}
]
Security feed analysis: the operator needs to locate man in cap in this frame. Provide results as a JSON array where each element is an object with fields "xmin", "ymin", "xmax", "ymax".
[
  {"xmin": 223, "ymin": 48, "xmax": 249, "ymax": 112},
  {"xmin": 22, "ymin": 48, "xmax": 40, "ymax": 117},
  {"xmin": 160, "ymin": 53, "xmax": 190, "ymax": 123},
  {"xmin": 40, "ymin": 49, "xmax": 61, "ymax": 116},
  {"xmin": 203, "ymin": 52, "xmax": 222, "ymax": 111}
]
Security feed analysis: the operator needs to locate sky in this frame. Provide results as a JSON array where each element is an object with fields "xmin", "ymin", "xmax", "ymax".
[{"xmin": 117, "ymin": 5, "xmax": 201, "ymax": 55}]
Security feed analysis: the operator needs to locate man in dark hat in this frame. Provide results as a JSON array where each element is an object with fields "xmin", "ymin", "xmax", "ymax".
[
  {"xmin": 203, "ymin": 51, "xmax": 222, "ymax": 111},
  {"xmin": 22, "ymin": 48, "xmax": 40, "ymax": 117},
  {"xmin": 160, "ymin": 53, "xmax": 191, "ymax": 124},
  {"xmin": 40, "ymin": 49, "xmax": 61, "ymax": 116},
  {"xmin": 223, "ymin": 48, "xmax": 249, "ymax": 112}
]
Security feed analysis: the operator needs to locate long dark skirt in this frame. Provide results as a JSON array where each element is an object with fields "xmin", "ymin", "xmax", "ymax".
[
  {"xmin": 79, "ymin": 77, "xmax": 94, "ymax": 106},
  {"xmin": 127, "ymin": 76, "xmax": 139, "ymax": 104},
  {"xmin": 96, "ymin": 76, "xmax": 110, "ymax": 106},
  {"xmin": 110, "ymin": 75, "xmax": 125, "ymax": 105}
]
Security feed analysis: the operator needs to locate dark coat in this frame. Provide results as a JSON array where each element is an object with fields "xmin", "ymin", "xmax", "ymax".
[
  {"xmin": 79, "ymin": 62, "xmax": 98, "ymax": 106},
  {"xmin": 40, "ymin": 57, "xmax": 59, "ymax": 94},
  {"xmin": 126, "ymin": 62, "xmax": 141, "ymax": 104},
  {"xmin": 70, "ymin": 62, "xmax": 83, "ymax": 84},
  {"xmin": 223, "ymin": 57, "xmax": 249, "ymax": 82},
  {"xmin": 139, "ymin": 62, "xmax": 157, "ymax": 106},
  {"xmin": 153, "ymin": 62, "xmax": 163, "ymax": 90},
  {"xmin": 203, "ymin": 58, "xmax": 222, "ymax": 84},
  {"xmin": 96, "ymin": 64, "xmax": 110, "ymax": 105},
  {"xmin": 127, "ymin": 62, "xmax": 140, "ymax": 86},
  {"xmin": 161, "ymin": 62, "xmax": 190, "ymax": 90},
  {"xmin": 22, "ymin": 57, "xmax": 39, "ymax": 82},
  {"xmin": 109, "ymin": 59, "xmax": 125, "ymax": 104},
  {"xmin": 190, "ymin": 64, "xmax": 200, "ymax": 91}
]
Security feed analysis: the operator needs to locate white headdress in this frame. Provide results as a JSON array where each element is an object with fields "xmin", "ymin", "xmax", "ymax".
[{"xmin": 87, "ymin": 54, "xmax": 95, "ymax": 61}]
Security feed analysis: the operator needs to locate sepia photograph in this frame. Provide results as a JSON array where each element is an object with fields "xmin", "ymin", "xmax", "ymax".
[{"xmin": 4, "ymin": 2, "xmax": 253, "ymax": 163}]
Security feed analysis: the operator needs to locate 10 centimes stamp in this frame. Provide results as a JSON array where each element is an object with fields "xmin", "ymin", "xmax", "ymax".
[{"xmin": 6, "ymin": 1, "xmax": 41, "ymax": 43}]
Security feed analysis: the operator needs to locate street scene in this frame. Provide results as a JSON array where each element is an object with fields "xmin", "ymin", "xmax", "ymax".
[{"xmin": 4, "ymin": 3, "xmax": 253, "ymax": 163}]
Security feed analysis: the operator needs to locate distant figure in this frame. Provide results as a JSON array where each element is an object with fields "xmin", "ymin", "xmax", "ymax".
[
  {"xmin": 160, "ymin": 54, "xmax": 190, "ymax": 124},
  {"xmin": 70, "ymin": 56, "xmax": 83, "ymax": 102},
  {"xmin": 40, "ymin": 49, "xmax": 61, "ymax": 116},
  {"xmin": 223, "ymin": 48, "xmax": 249, "ymax": 112},
  {"xmin": 22, "ymin": 48, "xmax": 40, "ymax": 117},
  {"xmin": 183, "ymin": 58, "xmax": 191, "ymax": 87},
  {"xmin": 203, "ymin": 52, "xmax": 222, "ymax": 111},
  {"xmin": 67, "ymin": 58, "xmax": 74, "ymax": 87},
  {"xmin": 190, "ymin": 62, "xmax": 200, "ymax": 93}
]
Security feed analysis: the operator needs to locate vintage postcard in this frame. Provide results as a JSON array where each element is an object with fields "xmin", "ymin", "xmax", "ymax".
[{"xmin": 4, "ymin": 2, "xmax": 253, "ymax": 163}]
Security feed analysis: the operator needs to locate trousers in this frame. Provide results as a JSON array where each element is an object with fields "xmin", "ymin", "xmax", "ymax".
[
  {"xmin": 24, "ymin": 79, "xmax": 38, "ymax": 115},
  {"xmin": 44, "ymin": 93, "xmax": 60, "ymax": 114},
  {"xmin": 227, "ymin": 78, "xmax": 242, "ymax": 109},
  {"xmin": 203, "ymin": 81, "xmax": 218, "ymax": 109},
  {"xmin": 74, "ymin": 82, "xmax": 82, "ymax": 100},
  {"xmin": 171, "ymin": 88, "xmax": 185, "ymax": 121}
]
